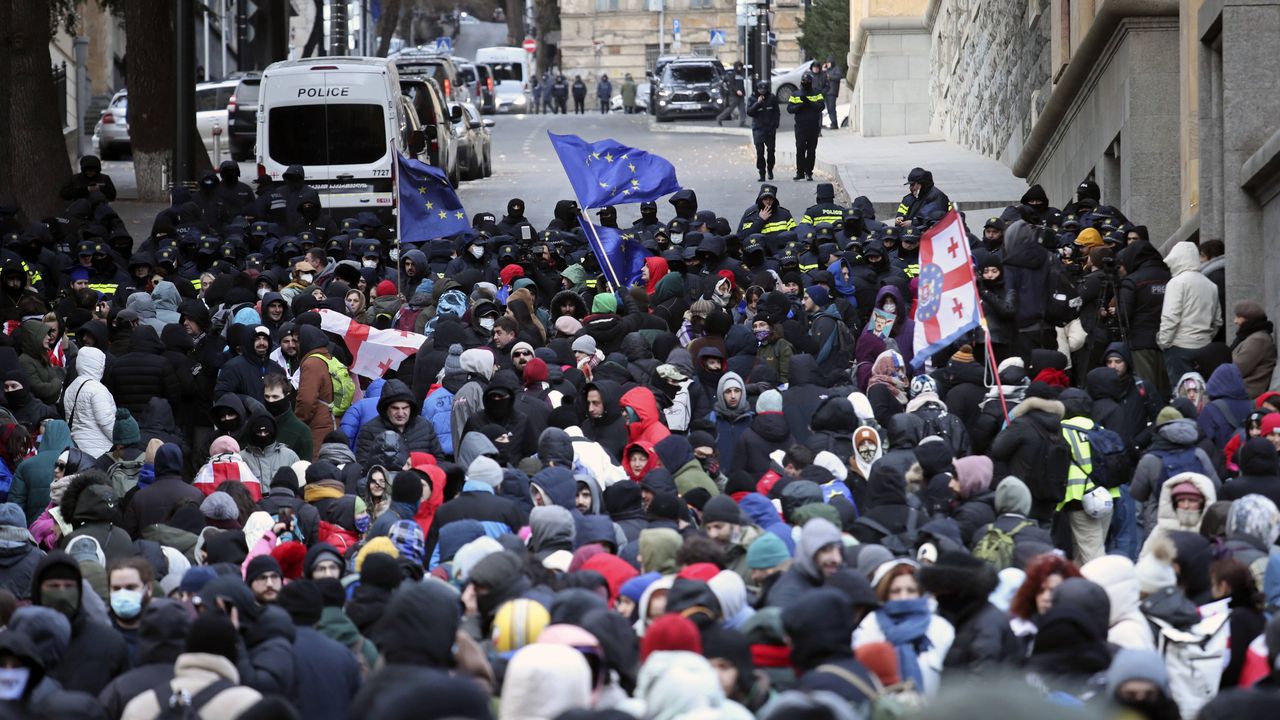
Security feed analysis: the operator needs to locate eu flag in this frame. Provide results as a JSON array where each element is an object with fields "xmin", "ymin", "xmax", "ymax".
[
  {"xmin": 396, "ymin": 151, "xmax": 470, "ymax": 242},
  {"xmin": 577, "ymin": 217, "xmax": 651, "ymax": 290},
  {"xmin": 549, "ymin": 132, "xmax": 682, "ymax": 209}
]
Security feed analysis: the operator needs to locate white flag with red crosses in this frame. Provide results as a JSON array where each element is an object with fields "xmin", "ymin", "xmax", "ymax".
[
  {"xmin": 912, "ymin": 210, "xmax": 980, "ymax": 369},
  {"xmin": 316, "ymin": 309, "xmax": 428, "ymax": 379}
]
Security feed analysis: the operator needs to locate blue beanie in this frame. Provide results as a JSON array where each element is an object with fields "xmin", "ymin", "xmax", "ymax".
[
  {"xmin": 746, "ymin": 532, "xmax": 792, "ymax": 569},
  {"xmin": 805, "ymin": 284, "xmax": 830, "ymax": 307}
]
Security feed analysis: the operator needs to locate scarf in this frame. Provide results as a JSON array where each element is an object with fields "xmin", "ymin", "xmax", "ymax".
[
  {"xmin": 1231, "ymin": 316, "xmax": 1274, "ymax": 351},
  {"xmin": 875, "ymin": 598, "xmax": 934, "ymax": 689}
]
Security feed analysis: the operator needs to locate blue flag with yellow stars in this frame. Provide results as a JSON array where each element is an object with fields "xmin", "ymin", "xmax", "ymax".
[
  {"xmin": 577, "ymin": 218, "xmax": 651, "ymax": 290},
  {"xmin": 548, "ymin": 132, "xmax": 682, "ymax": 209},
  {"xmin": 396, "ymin": 151, "xmax": 470, "ymax": 241}
]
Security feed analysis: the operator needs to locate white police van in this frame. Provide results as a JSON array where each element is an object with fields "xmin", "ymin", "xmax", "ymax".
[{"xmin": 257, "ymin": 57, "xmax": 430, "ymax": 224}]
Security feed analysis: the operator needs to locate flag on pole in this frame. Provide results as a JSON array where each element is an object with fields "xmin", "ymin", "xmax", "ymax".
[
  {"xmin": 316, "ymin": 309, "xmax": 428, "ymax": 379},
  {"xmin": 396, "ymin": 151, "xmax": 470, "ymax": 242},
  {"xmin": 548, "ymin": 132, "xmax": 681, "ymax": 209},
  {"xmin": 911, "ymin": 210, "xmax": 980, "ymax": 369},
  {"xmin": 576, "ymin": 218, "xmax": 651, "ymax": 289}
]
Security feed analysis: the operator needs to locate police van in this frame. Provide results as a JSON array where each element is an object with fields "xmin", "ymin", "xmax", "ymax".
[{"xmin": 257, "ymin": 57, "xmax": 432, "ymax": 225}]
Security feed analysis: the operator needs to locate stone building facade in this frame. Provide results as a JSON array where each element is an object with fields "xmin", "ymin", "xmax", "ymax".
[{"xmin": 558, "ymin": 0, "xmax": 806, "ymax": 80}]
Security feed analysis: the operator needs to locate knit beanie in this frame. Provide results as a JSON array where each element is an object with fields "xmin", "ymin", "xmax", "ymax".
[
  {"xmin": 1135, "ymin": 535, "xmax": 1177, "ymax": 595},
  {"xmin": 994, "ymin": 476, "xmax": 1033, "ymax": 516},
  {"xmin": 270, "ymin": 541, "xmax": 307, "ymax": 580},
  {"xmin": 387, "ymin": 519, "xmax": 427, "ymax": 567},
  {"xmin": 619, "ymin": 572, "xmax": 662, "ymax": 604},
  {"xmin": 113, "ymin": 409, "xmax": 140, "ymax": 447},
  {"xmin": 555, "ymin": 316, "xmax": 583, "ymax": 337},
  {"xmin": 725, "ymin": 471, "xmax": 758, "ymax": 496},
  {"xmin": 277, "ymin": 579, "xmax": 324, "ymax": 626},
  {"xmin": 950, "ymin": 344, "xmax": 975, "ymax": 365},
  {"xmin": 355, "ymin": 536, "xmax": 401, "ymax": 573},
  {"xmin": 1155, "ymin": 406, "xmax": 1183, "ymax": 426},
  {"xmin": 452, "ymin": 536, "xmax": 504, "ymax": 584},
  {"xmin": 522, "ymin": 358, "xmax": 549, "ymax": 385},
  {"xmin": 571, "ymin": 335, "xmax": 598, "ymax": 356},
  {"xmin": 271, "ymin": 466, "xmax": 300, "ymax": 493},
  {"xmin": 200, "ymin": 492, "xmax": 241, "ymax": 528},
  {"xmin": 375, "ymin": 280, "xmax": 397, "ymax": 298},
  {"xmin": 756, "ymin": 389, "xmax": 783, "ymax": 413},
  {"xmin": 443, "ymin": 343, "xmax": 465, "ymax": 375},
  {"xmin": 305, "ymin": 461, "xmax": 339, "ymax": 485},
  {"xmin": 468, "ymin": 550, "xmax": 525, "ymax": 590},
  {"xmin": 592, "ymin": 293, "xmax": 618, "ymax": 314},
  {"xmin": 467, "ymin": 456, "xmax": 503, "ymax": 488},
  {"xmin": 391, "ymin": 471, "xmax": 425, "ymax": 505},
  {"xmin": 639, "ymin": 614, "xmax": 702, "ymax": 661},
  {"xmin": 186, "ymin": 613, "xmax": 239, "ymax": 662},
  {"xmin": 701, "ymin": 494, "xmax": 743, "ymax": 525},
  {"xmin": 510, "ymin": 341, "xmax": 534, "ymax": 359},
  {"xmin": 804, "ymin": 285, "xmax": 830, "ymax": 307},
  {"xmin": 1075, "ymin": 227, "xmax": 1105, "ymax": 249},
  {"xmin": 244, "ymin": 554, "xmax": 282, "ymax": 584},
  {"xmin": 359, "ymin": 551, "xmax": 404, "ymax": 591},
  {"xmin": 746, "ymin": 533, "xmax": 791, "ymax": 570}
]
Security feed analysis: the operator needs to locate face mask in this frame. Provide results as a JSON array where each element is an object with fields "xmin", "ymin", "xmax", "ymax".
[
  {"xmin": 882, "ymin": 300, "xmax": 896, "ymax": 314},
  {"xmin": 41, "ymin": 587, "xmax": 79, "ymax": 619},
  {"xmin": 699, "ymin": 456, "xmax": 720, "ymax": 477},
  {"xmin": 470, "ymin": 245, "xmax": 485, "ymax": 259},
  {"xmin": 0, "ymin": 668, "xmax": 30, "ymax": 701},
  {"xmin": 354, "ymin": 515, "xmax": 370, "ymax": 534},
  {"xmin": 754, "ymin": 329, "xmax": 771, "ymax": 343},
  {"xmin": 1176, "ymin": 509, "xmax": 1202, "ymax": 527},
  {"xmin": 257, "ymin": 288, "xmax": 268, "ymax": 299},
  {"xmin": 264, "ymin": 398, "xmax": 290, "ymax": 416},
  {"xmin": 346, "ymin": 301, "xmax": 360, "ymax": 314},
  {"xmin": 858, "ymin": 443, "xmax": 878, "ymax": 463},
  {"xmin": 299, "ymin": 273, "xmax": 314, "ymax": 284},
  {"xmin": 362, "ymin": 259, "xmax": 378, "ymax": 268},
  {"xmin": 479, "ymin": 316, "xmax": 495, "ymax": 331},
  {"xmin": 110, "ymin": 589, "xmax": 144, "ymax": 620},
  {"xmin": 387, "ymin": 247, "xmax": 399, "ymax": 262},
  {"xmin": 4, "ymin": 389, "xmax": 25, "ymax": 406}
]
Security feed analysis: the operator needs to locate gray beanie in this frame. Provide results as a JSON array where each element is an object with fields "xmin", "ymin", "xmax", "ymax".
[
  {"xmin": 443, "ymin": 343, "xmax": 465, "ymax": 375},
  {"xmin": 467, "ymin": 456, "xmax": 504, "ymax": 488},
  {"xmin": 200, "ymin": 491, "xmax": 240, "ymax": 521},
  {"xmin": 571, "ymin": 335, "xmax": 597, "ymax": 356}
]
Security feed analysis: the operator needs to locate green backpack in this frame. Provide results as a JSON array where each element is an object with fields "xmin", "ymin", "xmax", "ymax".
[
  {"xmin": 972, "ymin": 520, "xmax": 1034, "ymax": 570},
  {"xmin": 307, "ymin": 352, "xmax": 356, "ymax": 418}
]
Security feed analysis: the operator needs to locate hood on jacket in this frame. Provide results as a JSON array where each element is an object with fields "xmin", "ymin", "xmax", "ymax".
[
  {"xmin": 376, "ymin": 379, "xmax": 421, "ymax": 420},
  {"xmin": 884, "ymin": 413, "xmax": 925, "ymax": 448},
  {"xmin": 782, "ymin": 588, "xmax": 856, "ymax": 672},
  {"xmin": 136, "ymin": 598, "xmax": 192, "ymax": 665},
  {"xmin": 530, "ymin": 466, "xmax": 577, "ymax": 510},
  {"xmin": 654, "ymin": 434, "xmax": 695, "ymax": 473},
  {"xmin": 16, "ymin": 320, "xmax": 50, "ymax": 364},
  {"xmin": 1001, "ymin": 220, "xmax": 1047, "ymax": 269},
  {"xmin": 1155, "ymin": 418, "xmax": 1201, "ymax": 449},
  {"xmin": 459, "ymin": 348, "xmax": 496, "ymax": 381},
  {"xmin": 584, "ymin": 380, "xmax": 624, "ymax": 424},
  {"xmin": 297, "ymin": 325, "xmax": 330, "ymax": 356},
  {"xmin": 456, "ymin": 432, "xmax": 499, "ymax": 469},
  {"xmin": 0, "ymin": 616, "xmax": 47, "ymax": 699},
  {"xmin": 154, "ymin": 443, "xmax": 185, "ymax": 478},
  {"xmin": 1081, "ymin": 555, "xmax": 1144, "ymax": 630},
  {"xmin": 865, "ymin": 463, "xmax": 908, "ymax": 508},
  {"xmin": 537, "ymin": 427, "xmax": 575, "ymax": 467},
  {"xmin": 30, "ymin": 551, "xmax": 82, "ymax": 608},
  {"xmin": 793, "ymin": 517, "xmax": 841, "ymax": 582},
  {"xmin": 1164, "ymin": 241, "xmax": 1201, "ymax": 276},
  {"xmin": 75, "ymin": 346, "xmax": 106, "ymax": 381},
  {"xmin": 1117, "ymin": 239, "xmax": 1167, "ymax": 275},
  {"xmin": 620, "ymin": 387, "xmax": 663, "ymax": 435},
  {"xmin": 369, "ymin": 580, "xmax": 460, "ymax": 668},
  {"xmin": 638, "ymin": 528, "xmax": 682, "ymax": 575},
  {"xmin": 128, "ymin": 324, "xmax": 166, "ymax": 355},
  {"xmin": 528, "ymin": 505, "xmax": 575, "ymax": 556},
  {"xmin": 1238, "ymin": 437, "xmax": 1280, "ymax": 476},
  {"xmin": 1156, "ymin": 471, "xmax": 1218, "ymax": 532},
  {"xmin": 811, "ymin": 398, "xmax": 858, "ymax": 435},
  {"xmin": 789, "ymin": 355, "xmax": 821, "ymax": 387},
  {"xmin": 151, "ymin": 281, "xmax": 182, "ymax": 323},
  {"xmin": 873, "ymin": 284, "xmax": 906, "ymax": 313},
  {"xmin": 1206, "ymin": 363, "xmax": 1249, "ymax": 401},
  {"xmin": 1085, "ymin": 366, "xmax": 1131, "ymax": 403}
]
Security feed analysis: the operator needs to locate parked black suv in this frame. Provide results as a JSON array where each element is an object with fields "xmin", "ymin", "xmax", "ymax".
[
  {"xmin": 653, "ymin": 57, "xmax": 726, "ymax": 122},
  {"xmin": 227, "ymin": 71, "xmax": 261, "ymax": 160}
]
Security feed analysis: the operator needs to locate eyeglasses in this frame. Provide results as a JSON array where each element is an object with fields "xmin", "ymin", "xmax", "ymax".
[{"xmin": 54, "ymin": 462, "xmax": 66, "ymax": 471}]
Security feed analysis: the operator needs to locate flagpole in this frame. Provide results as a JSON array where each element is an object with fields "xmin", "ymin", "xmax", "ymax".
[
  {"xmin": 578, "ymin": 208, "xmax": 621, "ymax": 294},
  {"xmin": 391, "ymin": 146, "xmax": 405, "ymax": 297},
  {"xmin": 956, "ymin": 207, "xmax": 1010, "ymax": 423}
]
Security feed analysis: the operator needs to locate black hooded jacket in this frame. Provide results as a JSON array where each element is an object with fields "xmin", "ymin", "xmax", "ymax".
[
  {"xmin": 988, "ymin": 396, "xmax": 1066, "ymax": 509},
  {"xmin": 782, "ymin": 355, "xmax": 827, "ymax": 443},
  {"xmin": 1116, "ymin": 240, "xmax": 1171, "ymax": 351},
  {"xmin": 107, "ymin": 324, "xmax": 184, "ymax": 416},
  {"xmin": 355, "ymin": 379, "xmax": 444, "ymax": 469},
  {"xmin": 581, "ymin": 380, "xmax": 629, "ymax": 461},
  {"xmin": 850, "ymin": 464, "xmax": 916, "ymax": 544},
  {"xmin": 30, "ymin": 551, "xmax": 130, "ymax": 695},
  {"xmin": 214, "ymin": 325, "xmax": 287, "ymax": 402}
]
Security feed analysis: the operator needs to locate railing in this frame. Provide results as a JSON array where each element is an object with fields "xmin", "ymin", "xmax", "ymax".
[{"xmin": 52, "ymin": 62, "xmax": 68, "ymax": 129}]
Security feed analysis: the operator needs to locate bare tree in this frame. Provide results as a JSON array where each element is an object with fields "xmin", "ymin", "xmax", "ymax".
[
  {"xmin": 504, "ymin": 0, "xmax": 524, "ymax": 44},
  {"xmin": 376, "ymin": 0, "xmax": 403, "ymax": 56},
  {"xmin": 0, "ymin": 1, "xmax": 73, "ymax": 222}
]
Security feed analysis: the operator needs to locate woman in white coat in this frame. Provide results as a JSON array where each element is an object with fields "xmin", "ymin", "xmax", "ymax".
[
  {"xmin": 853, "ymin": 559, "xmax": 954, "ymax": 696},
  {"xmin": 64, "ymin": 347, "xmax": 116, "ymax": 458}
]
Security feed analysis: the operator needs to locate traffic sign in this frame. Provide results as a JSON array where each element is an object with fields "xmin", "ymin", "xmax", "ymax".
[
  {"xmin": 767, "ymin": 31, "xmax": 777, "ymax": 46},
  {"xmin": 433, "ymin": 36, "xmax": 452, "ymax": 53},
  {"xmin": 709, "ymin": 29, "xmax": 726, "ymax": 45},
  {"xmin": 672, "ymin": 18, "xmax": 681, "ymax": 35},
  {"xmin": 522, "ymin": 37, "xmax": 537, "ymax": 53}
]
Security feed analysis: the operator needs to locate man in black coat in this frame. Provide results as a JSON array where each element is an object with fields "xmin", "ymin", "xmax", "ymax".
[
  {"xmin": 919, "ymin": 551, "xmax": 1021, "ymax": 676},
  {"xmin": 1117, "ymin": 239, "xmax": 1173, "ymax": 398},
  {"xmin": 106, "ymin": 325, "xmax": 183, "ymax": 417},
  {"xmin": 121, "ymin": 443, "xmax": 204, "ymax": 537},
  {"xmin": 782, "ymin": 588, "xmax": 876, "ymax": 706},
  {"xmin": 215, "ymin": 324, "xmax": 286, "ymax": 402},
  {"xmin": 276, "ymin": 581, "xmax": 362, "ymax": 720},
  {"xmin": 580, "ymin": 380, "xmax": 628, "ymax": 462},
  {"xmin": 987, "ymin": 383, "xmax": 1067, "ymax": 521},
  {"xmin": 97, "ymin": 599, "xmax": 190, "ymax": 717},
  {"xmin": 60, "ymin": 155, "xmax": 118, "ymax": 202},
  {"xmin": 895, "ymin": 167, "xmax": 951, "ymax": 226},
  {"xmin": 31, "ymin": 551, "xmax": 130, "ymax": 695},
  {"xmin": 355, "ymin": 379, "xmax": 444, "ymax": 470}
]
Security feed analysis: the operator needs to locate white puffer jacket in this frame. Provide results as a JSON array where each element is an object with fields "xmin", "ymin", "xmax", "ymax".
[
  {"xmin": 1158, "ymin": 242, "xmax": 1222, "ymax": 350},
  {"xmin": 64, "ymin": 347, "xmax": 116, "ymax": 459}
]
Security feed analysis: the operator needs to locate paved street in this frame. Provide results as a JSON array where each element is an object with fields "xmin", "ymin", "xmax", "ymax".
[{"xmin": 456, "ymin": 111, "xmax": 836, "ymax": 228}]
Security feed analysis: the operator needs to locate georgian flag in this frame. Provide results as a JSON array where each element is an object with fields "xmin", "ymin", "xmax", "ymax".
[
  {"xmin": 911, "ymin": 210, "xmax": 981, "ymax": 369},
  {"xmin": 316, "ymin": 309, "xmax": 428, "ymax": 379}
]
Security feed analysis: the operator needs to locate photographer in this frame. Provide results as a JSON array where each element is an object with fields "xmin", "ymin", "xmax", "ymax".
[
  {"xmin": 1077, "ymin": 243, "xmax": 1123, "ymax": 385},
  {"xmin": 747, "ymin": 82, "xmax": 780, "ymax": 182}
]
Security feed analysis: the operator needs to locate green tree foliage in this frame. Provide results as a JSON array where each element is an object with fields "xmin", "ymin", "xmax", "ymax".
[{"xmin": 797, "ymin": 0, "xmax": 850, "ymax": 72}]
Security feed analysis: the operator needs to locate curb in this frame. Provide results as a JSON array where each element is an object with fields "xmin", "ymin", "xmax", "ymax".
[{"xmin": 645, "ymin": 122, "xmax": 753, "ymax": 138}]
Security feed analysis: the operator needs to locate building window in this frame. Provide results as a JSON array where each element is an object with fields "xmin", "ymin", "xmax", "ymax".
[
  {"xmin": 689, "ymin": 0, "xmax": 714, "ymax": 7},
  {"xmin": 597, "ymin": 0, "xmax": 619, "ymax": 9},
  {"xmin": 646, "ymin": 44, "xmax": 660, "ymax": 70}
]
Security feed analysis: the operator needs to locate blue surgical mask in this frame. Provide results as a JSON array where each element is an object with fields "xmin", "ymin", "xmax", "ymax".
[
  {"xmin": 355, "ymin": 515, "xmax": 370, "ymax": 534},
  {"xmin": 110, "ymin": 589, "xmax": 143, "ymax": 620}
]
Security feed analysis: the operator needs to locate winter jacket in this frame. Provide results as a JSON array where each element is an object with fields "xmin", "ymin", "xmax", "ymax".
[
  {"xmin": 919, "ymin": 558, "xmax": 1020, "ymax": 676},
  {"xmin": 16, "ymin": 319, "xmax": 64, "ymax": 405},
  {"xmin": 581, "ymin": 380, "xmax": 629, "ymax": 462},
  {"xmin": 1129, "ymin": 419, "xmax": 1220, "ymax": 534},
  {"xmin": 763, "ymin": 518, "xmax": 840, "ymax": 609},
  {"xmin": 214, "ymin": 326, "xmax": 286, "ymax": 402},
  {"xmin": 240, "ymin": 439, "xmax": 300, "ymax": 493},
  {"xmin": 620, "ymin": 387, "xmax": 670, "ymax": 447},
  {"xmin": 1080, "ymin": 555, "xmax": 1155, "ymax": 650},
  {"xmin": 355, "ymin": 380, "xmax": 443, "ymax": 469},
  {"xmin": 0, "ymin": 510, "xmax": 43, "ymax": 601},
  {"xmin": 731, "ymin": 412, "xmax": 791, "ymax": 479},
  {"xmin": 999, "ymin": 221, "xmax": 1051, "ymax": 332},
  {"xmin": 782, "ymin": 355, "xmax": 828, "ymax": 444},
  {"xmin": 1218, "ymin": 437, "xmax": 1280, "ymax": 506},
  {"xmin": 1085, "ymin": 352, "xmax": 1154, "ymax": 447},
  {"xmin": 97, "ymin": 599, "xmax": 190, "ymax": 719},
  {"xmin": 854, "ymin": 602, "xmax": 955, "ymax": 696},
  {"xmin": 1139, "ymin": 470, "xmax": 1217, "ymax": 557},
  {"xmin": 121, "ymin": 443, "xmax": 204, "ymax": 537},
  {"xmin": 295, "ymin": 326, "xmax": 336, "ymax": 456},
  {"xmin": 1199, "ymin": 363, "xmax": 1253, "ymax": 450},
  {"xmin": 64, "ymin": 347, "xmax": 116, "ymax": 458},
  {"xmin": 1232, "ymin": 320, "xmax": 1277, "ymax": 399},
  {"xmin": 31, "ymin": 552, "xmax": 130, "ymax": 695},
  {"xmin": 257, "ymin": 487, "xmax": 322, "ymax": 547},
  {"xmin": 290, "ymin": 625, "xmax": 362, "ymax": 720},
  {"xmin": 1116, "ymin": 240, "xmax": 1171, "ymax": 351},
  {"xmin": 10, "ymin": 420, "xmax": 71, "ymax": 524},
  {"xmin": 1158, "ymin": 242, "xmax": 1221, "ymax": 350},
  {"xmin": 107, "ymin": 325, "xmax": 183, "ymax": 416},
  {"xmin": 988, "ymin": 396, "xmax": 1066, "ymax": 506},
  {"xmin": 121, "ymin": 653, "xmax": 263, "ymax": 720}
]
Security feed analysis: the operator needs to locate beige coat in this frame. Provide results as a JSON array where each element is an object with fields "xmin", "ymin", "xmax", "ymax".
[{"xmin": 122, "ymin": 653, "xmax": 262, "ymax": 720}]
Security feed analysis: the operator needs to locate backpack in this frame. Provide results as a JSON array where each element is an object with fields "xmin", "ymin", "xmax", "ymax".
[
  {"xmin": 814, "ymin": 663, "xmax": 923, "ymax": 720},
  {"xmin": 854, "ymin": 508, "xmax": 921, "ymax": 558},
  {"xmin": 1153, "ymin": 447, "xmax": 1204, "ymax": 491},
  {"xmin": 1065, "ymin": 424, "xmax": 1132, "ymax": 489},
  {"xmin": 1150, "ymin": 607, "xmax": 1230, "ymax": 719},
  {"xmin": 107, "ymin": 456, "xmax": 146, "ymax": 498},
  {"xmin": 317, "ymin": 520, "xmax": 358, "ymax": 553},
  {"xmin": 1043, "ymin": 260, "xmax": 1082, "ymax": 325},
  {"xmin": 1210, "ymin": 398, "xmax": 1243, "ymax": 431},
  {"xmin": 307, "ymin": 352, "xmax": 356, "ymax": 418},
  {"xmin": 971, "ymin": 519, "xmax": 1034, "ymax": 570},
  {"xmin": 1026, "ymin": 420, "xmax": 1071, "ymax": 503},
  {"xmin": 422, "ymin": 387, "xmax": 456, "ymax": 457},
  {"xmin": 153, "ymin": 678, "xmax": 235, "ymax": 720}
]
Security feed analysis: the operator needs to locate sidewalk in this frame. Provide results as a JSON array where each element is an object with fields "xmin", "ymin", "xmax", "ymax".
[{"xmin": 653, "ymin": 121, "xmax": 1028, "ymax": 222}]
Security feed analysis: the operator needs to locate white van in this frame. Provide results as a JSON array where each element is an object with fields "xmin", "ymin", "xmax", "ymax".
[
  {"xmin": 257, "ymin": 57, "xmax": 429, "ymax": 223},
  {"xmin": 475, "ymin": 46, "xmax": 533, "ymax": 113}
]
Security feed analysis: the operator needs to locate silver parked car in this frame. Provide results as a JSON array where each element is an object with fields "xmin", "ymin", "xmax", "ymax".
[
  {"xmin": 451, "ymin": 102, "xmax": 493, "ymax": 181},
  {"xmin": 92, "ymin": 90, "xmax": 130, "ymax": 159}
]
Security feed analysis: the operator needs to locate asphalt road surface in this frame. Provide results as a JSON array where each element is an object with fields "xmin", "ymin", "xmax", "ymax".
[{"xmin": 455, "ymin": 111, "xmax": 828, "ymax": 228}]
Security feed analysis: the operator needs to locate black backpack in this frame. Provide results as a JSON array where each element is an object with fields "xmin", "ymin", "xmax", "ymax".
[
  {"xmin": 854, "ymin": 508, "xmax": 921, "ymax": 558},
  {"xmin": 153, "ymin": 679, "xmax": 234, "ymax": 720},
  {"xmin": 1043, "ymin": 260, "xmax": 1082, "ymax": 326},
  {"xmin": 1026, "ymin": 421, "xmax": 1071, "ymax": 503}
]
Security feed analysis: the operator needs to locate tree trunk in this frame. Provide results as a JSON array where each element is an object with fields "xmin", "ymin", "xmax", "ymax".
[
  {"xmin": 0, "ymin": 1, "xmax": 72, "ymax": 223},
  {"xmin": 125, "ymin": 0, "xmax": 211, "ymax": 202},
  {"xmin": 504, "ymin": 0, "xmax": 524, "ymax": 44},
  {"xmin": 376, "ymin": 0, "xmax": 402, "ymax": 56}
]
